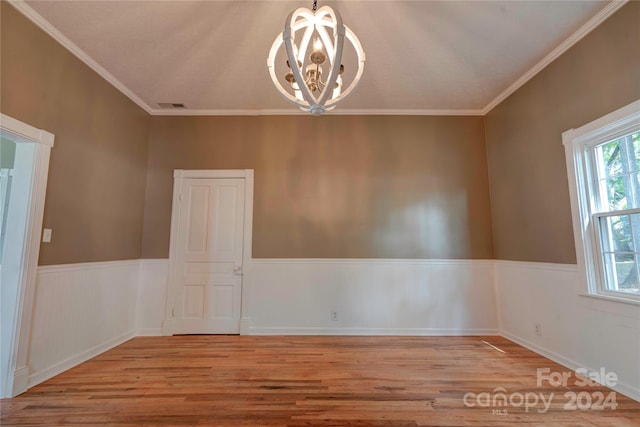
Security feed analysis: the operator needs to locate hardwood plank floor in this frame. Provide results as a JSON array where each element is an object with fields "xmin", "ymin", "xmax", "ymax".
[{"xmin": 1, "ymin": 336, "xmax": 639, "ymax": 426}]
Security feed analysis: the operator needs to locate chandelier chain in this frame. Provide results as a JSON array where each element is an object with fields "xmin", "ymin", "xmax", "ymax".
[{"xmin": 312, "ymin": 0, "xmax": 317, "ymax": 12}]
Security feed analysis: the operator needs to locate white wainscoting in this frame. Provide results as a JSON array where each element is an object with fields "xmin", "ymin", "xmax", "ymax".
[
  {"xmin": 495, "ymin": 260, "xmax": 640, "ymax": 402},
  {"xmin": 28, "ymin": 257, "xmax": 639, "ymax": 403},
  {"xmin": 245, "ymin": 259, "xmax": 498, "ymax": 335},
  {"xmin": 25, "ymin": 257, "xmax": 497, "ymax": 392},
  {"xmin": 145, "ymin": 258, "xmax": 498, "ymax": 336},
  {"xmin": 28, "ymin": 260, "xmax": 139, "ymax": 387},
  {"xmin": 136, "ymin": 259, "xmax": 169, "ymax": 336}
]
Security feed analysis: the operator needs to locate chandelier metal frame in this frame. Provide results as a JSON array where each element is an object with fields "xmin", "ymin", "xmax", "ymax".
[{"xmin": 267, "ymin": 2, "xmax": 365, "ymax": 115}]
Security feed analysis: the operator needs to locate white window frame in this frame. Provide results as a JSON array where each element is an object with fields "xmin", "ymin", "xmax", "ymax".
[{"xmin": 563, "ymin": 99, "xmax": 640, "ymax": 305}]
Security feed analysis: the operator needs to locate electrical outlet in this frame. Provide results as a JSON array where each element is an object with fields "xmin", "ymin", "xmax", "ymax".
[
  {"xmin": 331, "ymin": 310, "xmax": 338, "ymax": 321},
  {"xmin": 535, "ymin": 323, "xmax": 542, "ymax": 336}
]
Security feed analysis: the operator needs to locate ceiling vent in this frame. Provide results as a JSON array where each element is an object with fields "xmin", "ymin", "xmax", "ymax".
[{"xmin": 157, "ymin": 102, "xmax": 186, "ymax": 108}]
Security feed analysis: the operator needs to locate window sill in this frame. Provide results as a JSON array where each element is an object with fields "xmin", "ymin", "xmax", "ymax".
[{"xmin": 578, "ymin": 292, "xmax": 640, "ymax": 306}]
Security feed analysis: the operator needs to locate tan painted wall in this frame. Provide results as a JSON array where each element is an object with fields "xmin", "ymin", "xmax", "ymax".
[
  {"xmin": 8, "ymin": 0, "xmax": 633, "ymax": 264},
  {"xmin": 484, "ymin": 2, "xmax": 640, "ymax": 264},
  {"xmin": 142, "ymin": 115, "xmax": 494, "ymax": 259},
  {"xmin": 1, "ymin": 3, "xmax": 150, "ymax": 265}
]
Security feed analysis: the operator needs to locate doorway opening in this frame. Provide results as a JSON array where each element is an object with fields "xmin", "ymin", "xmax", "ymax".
[{"xmin": 0, "ymin": 114, "xmax": 54, "ymax": 398}]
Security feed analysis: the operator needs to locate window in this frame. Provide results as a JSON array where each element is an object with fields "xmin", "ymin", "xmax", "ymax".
[{"xmin": 564, "ymin": 100, "xmax": 640, "ymax": 304}]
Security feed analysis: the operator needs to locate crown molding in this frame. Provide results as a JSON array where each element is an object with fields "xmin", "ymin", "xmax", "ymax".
[
  {"xmin": 8, "ymin": 0, "xmax": 627, "ymax": 117},
  {"xmin": 480, "ymin": 0, "xmax": 629, "ymax": 115},
  {"xmin": 8, "ymin": 0, "xmax": 154, "ymax": 114},
  {"xmin": 149, "ymin": 108, "xmax": 484, "ymax": 116}
]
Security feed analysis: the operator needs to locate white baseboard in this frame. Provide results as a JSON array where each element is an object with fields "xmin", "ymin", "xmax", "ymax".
[
  {"xmin": 249, "ymin": 327, "xmax": 499, "ymax": 336},
  {"xmin": 495, "ymin": 261, "xmax": 640, "ymax": 403},
  {"xmin": 501, "ymin": 331, "xmax": 640, "ymax": 402},
  {"xmin": 27, "ymin": 260, "xmax": 140, "ymax": 391},
  {"xmin": 240, "ymin": 318, "xmax": 251, "ymax": 335},
  {"xmin": 135, "ymin": 328, "xmax": 163, "ymax": 336},
  {"xmin": 136, "ymin": 259, "xmax": 169, "ymax": 333},
  {"xmin": 11, "ymin": 366, "xmax": 29, "ymax": 396},
  {"xmin": 28, "ymin": 331, "xmax": 134, "ymax": 387},
  {"xmin": 161, "ymin": 319, "xmax": 174, "ymax": 336},
  {"xmin": 500, "ymin": 330, "xmax": 579, "ymax": 372}
]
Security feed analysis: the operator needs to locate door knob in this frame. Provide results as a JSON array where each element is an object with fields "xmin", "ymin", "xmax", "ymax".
[{"xmin": 233, "ymin": 266, "xmax": 243, "ymax": 276}]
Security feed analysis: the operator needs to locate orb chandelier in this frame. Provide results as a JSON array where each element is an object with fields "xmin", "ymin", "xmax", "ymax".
[{"xmin": 267, "ymin": 0, "xmax": 366, "ymax": 115}]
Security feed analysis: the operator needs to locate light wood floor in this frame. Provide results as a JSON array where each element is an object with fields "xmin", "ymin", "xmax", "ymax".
[{"xmin": 1, "ymin": 336, "xmax": 639, "ymax": 426}]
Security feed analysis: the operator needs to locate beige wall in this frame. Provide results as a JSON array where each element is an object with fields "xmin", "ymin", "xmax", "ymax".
[
  {"xmin": 484, "ymin": 2, "xmax": 640, "ymax": 264},
  {"xmin": 7, "ymin": 0, "xmax": 634, "ymax": 265},
  {"xmin": 142, "ymin": 115, "xmax": 494, "ymax": 259},
  {"xmin": 1, "ymin": 3, "xmax": 150, "ymax": 265}
]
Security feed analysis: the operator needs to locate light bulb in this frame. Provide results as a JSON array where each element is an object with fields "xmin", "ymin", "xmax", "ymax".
[
  {"xmin": 309, "ymin": 38, "xmax": 326, "ymax": 65},
  {"xmin": 332, "ymin": 75, "xmax": 343, "ymax": 99}
]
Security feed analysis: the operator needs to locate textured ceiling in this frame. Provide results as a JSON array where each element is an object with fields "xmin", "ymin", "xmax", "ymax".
[{"xmin": 18, "ymin": 0, "xmax": 612, "ymax": 114}]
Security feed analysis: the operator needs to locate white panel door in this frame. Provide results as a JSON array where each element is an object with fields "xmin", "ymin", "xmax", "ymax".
[{"xmin": 172, "ymin": 178, "xmax": 245, "ymax": 334}]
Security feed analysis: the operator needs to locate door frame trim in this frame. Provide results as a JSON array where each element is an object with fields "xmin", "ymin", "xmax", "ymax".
[
  {"xmin": 163, "ymin": 169, "xmax": 254, "ymax": 336},
  {"xmin": 0, "ymin": 114, "xmax": 54, "ymax": 397}
]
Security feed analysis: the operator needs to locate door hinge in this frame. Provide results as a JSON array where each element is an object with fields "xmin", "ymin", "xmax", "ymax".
[{"xmin": 172, "ymin": 308, "xmax": 175, "ymax": 317}]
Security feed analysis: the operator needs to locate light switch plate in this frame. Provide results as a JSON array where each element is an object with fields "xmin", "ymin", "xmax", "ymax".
[{"xmin": 42, "ymin": 228, "xmax": 52, "ymax": 243}]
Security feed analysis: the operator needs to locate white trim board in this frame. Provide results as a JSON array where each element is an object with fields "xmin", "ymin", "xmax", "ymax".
[
  {"xmin": 249, "ymin": 327, "xmax": 499, "ymax": 336},
  {"xmin": 148, "ymin": 108, "xmax": 485, "ymax": 116},
  {"xmin": 0, "ymin": 114, "xmax": 54, "ymax": 398},
  {"xmin": 28, "ymin": 260, "xmax": 140, "ymax": 390},
  {"xmin": 252, "ymin": 258, "xmax": 494, "ymax": 265},
  {"xmin": 494, "ymin": 259, "xmax": 579, "ymax": 273},
  {"xmin": 7, "ymin": 0, "xmax": 153, "ymax": 114},
  {"xmin": 0, "ymin": 115, "xmax": 54, "ymax": 147},
  {"xmin": 494, "ymin": 260, "xmax": 640, "ymax": 403},
  {"xmin": 37, "ymin": 259, "xmax": 140, "ymax": 273},
  {"xmin": 7, "ymin": 0, "xmax": 628, "ymax": 117},
  {"xmin": 501, "ymin": 331, "xmax": 640, "ymax": 403},
  {"xmin": 136, "ymin": 259, "xmax": 169, "ymax": 337},
  {"xmin": 28, "ymin": 331, "xmax": 134, "ymax": 388},
  {"xmin": 480, "ymin": 0, "xmax": 629, "ymax": 115}
]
